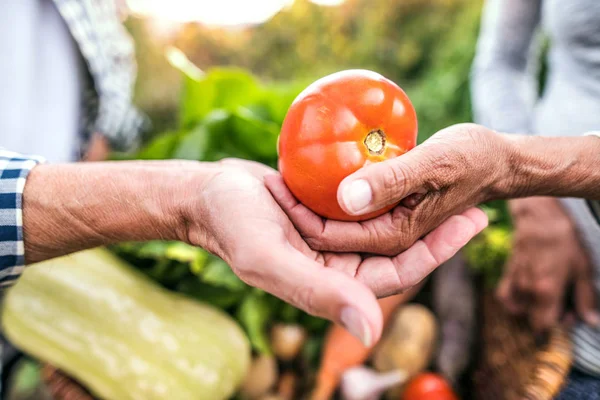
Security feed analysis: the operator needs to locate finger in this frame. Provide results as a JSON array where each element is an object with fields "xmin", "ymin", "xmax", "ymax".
[
  {"xmin": 357, "ymin": 208, "xmax": 488, "ymax": 296},
  {"xmin": 497, "ymin": 255, "xmax": 528, "ymax": 315},
  {"xmin": 248, "ymin": 245, "xmax": 383, "ymax": 346},
  {"xmin": 574, "ymin": 272, "xmax": 600, "ymax": 327},
  {"xmin": 527, "ymin": 270, "xmax": 564, "ymax": 333},
  {"xmin": 267, "ymin": 175, "xmax": 398, "ymax": 255},
  {"xmin": 264, "ymin": 174, "xmax": 325, "ymax": 237},
  {"xmin": 323, "ymin": 252, "xmax": 363, "ymax": 277},
  {"xmin": 497, "ymin": 276, "xmax": 525, "ymax": 315},
  {"xmin": 336, "ymin": 145, "xmax": 435, "ymax": 216},
  {"xmin": 515, "ymin": 260, "xmax": 533, "ymax": 293}
]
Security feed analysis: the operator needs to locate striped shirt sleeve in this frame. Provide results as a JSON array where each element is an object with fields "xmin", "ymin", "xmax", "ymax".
[{"xmin": 0, "ymin": 150, "xmax": 44, "ymax": 287}]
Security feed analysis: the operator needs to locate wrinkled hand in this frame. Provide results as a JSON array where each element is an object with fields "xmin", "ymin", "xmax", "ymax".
[
  {"xmin": 270, "ymin": 123, "xmax": 501, "ymax": 257},
  {"xmin": 186, "ymin": 159, "xmax": 487, "ymax": 346},
  {"xmin": 497, "ymin": 197, "xmax": 599, "ymax": 333}
]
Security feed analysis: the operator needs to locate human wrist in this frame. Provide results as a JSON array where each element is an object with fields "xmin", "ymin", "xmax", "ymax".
[
  {"xmin": 22, "ymin": 161, "xmax": 218, "ymax": 263},
  {"xmin": 498, "ymin": 134, "xmax": 600, "ymax": 199},
  {"xmin": 476, "ymin": 128, "xmax": 518, "ymax": 202}
]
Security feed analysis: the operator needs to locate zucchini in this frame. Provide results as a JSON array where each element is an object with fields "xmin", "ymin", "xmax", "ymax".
[{"xmin": 2, "ymin": 248, "xmax": 250, "ymax": 400}]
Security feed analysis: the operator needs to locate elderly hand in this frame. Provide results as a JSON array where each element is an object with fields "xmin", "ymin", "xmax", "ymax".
[
  {"xmin": 270, "ymin": 123, "xmax": 600, "ymax": 257},
  {"xmin": 194, "ymin": 159, "xmax": 487, "ymax": 345},
  {"xmin": 497, "ymin": 197, "xmax": 599, "ymax": 333},
  {"xmin": 23, "ymin": 158, "xmax": 487, "ymax": 346}
]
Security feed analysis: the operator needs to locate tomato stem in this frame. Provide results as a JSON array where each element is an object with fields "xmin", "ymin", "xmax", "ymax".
[{"xmin": 364, "ymin": 130, "xmax": 386, "ymax": 155}]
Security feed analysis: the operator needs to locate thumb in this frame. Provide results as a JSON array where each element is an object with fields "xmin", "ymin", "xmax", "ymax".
[
  {"xmin": 574, "ymin": 272, "xmax": 600, "ymax": 327},
  {"xmin": 337, "ymin": 147, "xmax": 432, "ymax": 216},
  {"xmin": 267, "ymin": 247, "xmax": 383, "ymax": 346}
]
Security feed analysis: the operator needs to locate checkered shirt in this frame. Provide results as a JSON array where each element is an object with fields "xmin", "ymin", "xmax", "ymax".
[{"xmin": 0, "ymin": 151, "xmax": 44, "ymax": 288}]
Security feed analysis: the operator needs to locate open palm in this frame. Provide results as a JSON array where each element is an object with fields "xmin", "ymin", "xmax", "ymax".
[{"xmin": 187, "ymin": 159, "xmax": 487, "ymax": 345}]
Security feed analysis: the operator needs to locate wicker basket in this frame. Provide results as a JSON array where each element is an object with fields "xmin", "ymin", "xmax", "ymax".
[{"xmin": 472, "ymin": 291, "xmax": 573, "ymax": 400}]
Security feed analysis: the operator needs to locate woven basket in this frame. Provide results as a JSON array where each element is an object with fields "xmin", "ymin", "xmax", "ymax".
[{"xmin": 472, "ymin": 291, "xmax": 573, "ymax": 400}]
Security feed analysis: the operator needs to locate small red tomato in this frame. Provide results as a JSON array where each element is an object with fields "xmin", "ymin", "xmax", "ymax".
[
  {"xmin": 278, "ymin": 69, "xmax": 417, "ymax": 221},
  {"xmin": 402, "ymin": 373, "xmax": 459, "ymax": 400}
]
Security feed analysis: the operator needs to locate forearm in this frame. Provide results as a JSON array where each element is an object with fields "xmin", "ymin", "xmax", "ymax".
[
  {"xmin": 499, "ymin": 134, "xmax": 600, "ymax": 200},
  {"xmin": 22, "ymin": 161, "xmax": 217, "ymax": 263}
]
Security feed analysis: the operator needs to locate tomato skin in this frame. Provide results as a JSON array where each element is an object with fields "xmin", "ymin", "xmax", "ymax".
[
  {"xmin": 278, "ymin": 69, "xmax": 418, "ymax": 221},
  {"xmin": 402, "ymin": 373, "xmax": 459, "ymax": 400}
]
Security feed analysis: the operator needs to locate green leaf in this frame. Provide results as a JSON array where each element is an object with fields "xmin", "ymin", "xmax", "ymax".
[
  {"xmin": 237, "ymin": 290, "xmax": 273, "ymax": 354},
  {"xmin": 180, "ymin": 68, "xmax": 262, "ymax": 129},
  {"xmin": 278, "ymin": 302, "xmax": 301, "ymax": 323},
  {"xmin": 177, "ymin": 280, "xmax": 247, "ymax": 309},
  {"xmin": 172, "ymin": 124, "xmax": 210, "ymax": 160},
  {"xmin": 300, "ymin": 313, "xmax": 329, "ymax": 333},
  {"xmin": 201, "ymin": 256, "xmax": 246, "ymax": 292},
  {"xmin": 301, "ymin": 335, "xmax": 325, "ymax": 369},
  {"xmin": 261, "ymin": 80, "xmax": 308, "ymax": 124},
  {"xmin": 132, "ymin": 241, "xmax": 171, "ymax": 259},
  {"xmin": 164, "ymin": 242, "xmax": 205, "ymax": 263},
  {"xmin": 11, "ymin": 358, "xmax": 42, "ymax": 394},
  {"xmin": 209, "ymin": 69, "xmax": 262, "ymax": 111},
  {"xmin": 180, "ymin": 74, "xmax": 216, "ymax": 129},
  {"xmin": 464, "ymin": 226, "xmax": 512, "ymax": 288},
  {"xmin": 136, "ymin": 132, "xmax": 182, "ymax": 160},
  {"xmin": 230, "ymin": 107, "xmax": 280, "ymax": 159}
]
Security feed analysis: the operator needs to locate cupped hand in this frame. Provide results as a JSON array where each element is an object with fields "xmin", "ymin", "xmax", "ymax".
[
  {"xmin": 497, "ymin": 197, "xmax": 599, "ymax": 333},
  {"xmin": 184, "ymin": 159, "xmax": 488, "ymax": 346},
  {"xmin": 269, "ymin": 123, "xmax": 501, "ymax": 257}
]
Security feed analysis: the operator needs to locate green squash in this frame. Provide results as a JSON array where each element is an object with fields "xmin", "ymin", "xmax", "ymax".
[{"xmin": 2, "ymin": 248, "xmax": 250, "ymax": 400}]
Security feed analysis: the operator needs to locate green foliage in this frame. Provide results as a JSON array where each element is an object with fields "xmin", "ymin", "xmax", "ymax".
[
  {"xmin": 129, "ymin": 67, "xmax": 311, "ymax": 168},
  {"xmin": 464, "ymin": 225, "xmax": 512, "ymax": 288},
  {"xmin": 236, "ymin": 290, "xmax": 276, "ymax": 355}
]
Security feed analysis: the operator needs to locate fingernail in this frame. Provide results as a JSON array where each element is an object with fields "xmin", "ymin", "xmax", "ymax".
[
  {"xmin": 585, "ymin": 311, "xmax": 600, "ymax": 327},
  {"xmin": 340, "ymin": 306, "xmax": 372, "ymax": 347},
  {"xmin": 341, "ymin": 180, "xmax": 372, "ymax": 214}
]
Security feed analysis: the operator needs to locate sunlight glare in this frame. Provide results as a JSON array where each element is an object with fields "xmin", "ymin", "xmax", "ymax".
[
  {"xmin": 310, "ymin": 0, "xmax": 346, "ymax": 5},
  {"xmin": 127, "ymin": 0, "xmax": 346, "ymax": 26},
  {"xmin": 127, "ymin": 0, "xmax": 293, "ymax": 26}
]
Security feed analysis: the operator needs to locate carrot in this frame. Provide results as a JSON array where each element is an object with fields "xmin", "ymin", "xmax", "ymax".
[{"xmin": 311, "ymin": 284, "xmax": 423, "ymax": 400}]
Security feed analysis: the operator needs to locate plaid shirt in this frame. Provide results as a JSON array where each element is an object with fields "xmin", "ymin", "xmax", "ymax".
[
  {"xmin": 53, "ymin": 0, "xmax": 149, "ymax": 153},
  {"xmin": 0, "ymin": 151, "xmax": 44, "ymax": 288}
]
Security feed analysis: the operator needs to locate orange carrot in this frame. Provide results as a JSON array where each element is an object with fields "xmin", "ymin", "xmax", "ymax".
[{"xmin": 311, "ymin": 285, "xmax": 423, "ymax": 400}]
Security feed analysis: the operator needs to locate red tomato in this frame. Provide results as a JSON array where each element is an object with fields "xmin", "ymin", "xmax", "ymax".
[
  {"xmin": 402, "ymin": 373, "xmax": 459, "ymax": 400},
  {"xmin": 278, "ymin": 69, "xmax": 418, "ymax": 221}
]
